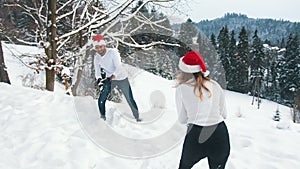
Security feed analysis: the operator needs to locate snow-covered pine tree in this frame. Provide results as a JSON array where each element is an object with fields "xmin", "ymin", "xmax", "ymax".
[
  {"xmin": 278, "ymin": 33, "xmax": 300, "ymax": 106},
  {"xmin": 263, "ymin": 44, "xmax": 280, "ymax": 102},
  {"xmin": 250, "ymin": 29, "xmax": 265, "ymax": 108},
  {"xmin": 235, "ymin": 26, "xmax": 250, "ymax": 93},
  {"xmin": 279, "ymin": 38, "xmax": 286, "ymax": 49},
  {"xmin": 197, "ymin": 32, "xmax": 225, "ymax": 88},
  {"xmin": 283, "ymin": 33, "xmax": 300, "ymax": 122},
  {"xmin": 218, "ymin": 26, "xmax": 230, "ymax": 59},
  {"xmin": 227, "ymin": 30, "xmax": 237, "ymax": 91},
  {"xmin": 250, "ymin": 30, "xmax": 265, "ymax": 75},
  {"xmin": 179, "ymin": 18, "xmax": 198, "ymax": 46},
  {"xmin": 210, "ymin": 33, "xmax": 217, "ymax": 49},
  {"xmin": 217, "ymin": 26, "xmax": 230, "ymax": 87}
]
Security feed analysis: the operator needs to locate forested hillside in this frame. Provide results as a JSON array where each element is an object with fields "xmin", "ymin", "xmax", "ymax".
[{"xmin": 193, "ymin": 13, "xmax": 300, "ymax": 46}]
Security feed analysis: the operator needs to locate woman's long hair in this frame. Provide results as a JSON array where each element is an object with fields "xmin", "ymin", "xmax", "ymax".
[{"xmin": 176, "ymin": 71, "xmax": 211, "ymax": 101}]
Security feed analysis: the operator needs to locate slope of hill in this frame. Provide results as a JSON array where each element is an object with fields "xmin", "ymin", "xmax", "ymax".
[{"xmin": 1, "ymin": 43, "xmax": 300, "ymax": 169}]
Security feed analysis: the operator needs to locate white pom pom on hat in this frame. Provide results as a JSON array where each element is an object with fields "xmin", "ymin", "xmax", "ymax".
[
  {"xmin": 178, "ymin": 51, "xmax": 210, "ymax": 77},
  {"xmin": 92, "ymin": 34, "xmax": 106, "ymax": 46}
]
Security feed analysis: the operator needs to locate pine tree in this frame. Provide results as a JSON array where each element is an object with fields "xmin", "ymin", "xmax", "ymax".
[
  {"xmin": 179, "ymin": 18, "xmax": 198, "ymax": 45},
  {"xmin": 217, "ymin": 26, "xmax": 230, "ymax": 86},
  {"xmin": 249, "ymin": 30, "xmax": 266, "ymax": 108},
  {"xmin": 197, "ymin": 32, "xmax": 225, "ymax": 86},
  {"xmin": 263, "ymin": 44, "xmax": 280, "ymax": 102},
  {"xmin": 227, "ymin": 30, "xmax": 237, "ymax": 90},
  {"xmin": 279, "ymin": 38, "xmax": 286, "ymax": 48},
  {"xmin": 198, "ymin": 32, "xmax": 212, "ymax": 54},
  {"xmin": 218, "ymin": 26, "xmax": 230, "ymax": 60},
  {"xmin": 235, "ymin": 26, "xmax": 250, "ymax": 93},
  {"xmin": 250, "ymin": 30, "xmax": 265, "ymax": 97},
  {"xmin": 210, "ymin": 33, "xmax": 217, "ymax": 48},
  {"xmin": 279, "ymin": 33, "xmax": 300, "ymax": 106},
  {"xmin": 229, "ymin": 30, "xmax": 237, "ymax": 60},
  {"xmin": 251, "ymin": 30, "xmax": 265, "ymax": 72}
]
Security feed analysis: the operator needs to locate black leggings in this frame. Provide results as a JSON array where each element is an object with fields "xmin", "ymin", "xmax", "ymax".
[{"xmin": 178, "ymin": 122, "xmax": 230, "ymax": 169}]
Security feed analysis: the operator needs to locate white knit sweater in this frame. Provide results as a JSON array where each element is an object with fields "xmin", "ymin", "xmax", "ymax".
[
  {"xmin": 94, "ymin": 48, "xmax": 128, "ymax": 80},
  {"xmin": 175, "ymin": 80, "xmax": 227, "ymax": 126}
]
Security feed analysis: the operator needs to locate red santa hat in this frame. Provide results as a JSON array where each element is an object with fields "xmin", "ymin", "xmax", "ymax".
[
  {"xmin": 178, "ymin": 51, "xmax": 210, "ymax": 77},
  {"xmin": 92, "ymin": 34, "xmax": 106, "ymax": 46}
]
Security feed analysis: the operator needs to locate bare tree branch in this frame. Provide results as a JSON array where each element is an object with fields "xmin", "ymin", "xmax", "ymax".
[{"xmin": 108, "ymin": 33, "xmax": 180, "ymax": 49}]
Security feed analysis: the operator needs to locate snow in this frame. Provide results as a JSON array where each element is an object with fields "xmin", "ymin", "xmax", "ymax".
[
  {"xmin": 61, "ymin": 66, "xmax": 71, "ymax": 76},
  {"xmin": 1, "ymin": 42, "xmax": 300, "ymax": 169}
]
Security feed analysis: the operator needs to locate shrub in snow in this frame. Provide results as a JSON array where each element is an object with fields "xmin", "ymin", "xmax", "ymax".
[{"xmin": 273, "ymin": 109, "xmax": 280, "ymax": 121}]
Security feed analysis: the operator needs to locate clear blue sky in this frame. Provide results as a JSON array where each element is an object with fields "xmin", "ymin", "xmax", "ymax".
[{"xmin": 166, "ymin": 0, "xmax": 300, "ymax": 23}]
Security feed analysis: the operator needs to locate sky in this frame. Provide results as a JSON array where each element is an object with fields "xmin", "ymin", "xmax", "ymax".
[
  {"xmin": 166, "ymin": 0, "xmax": 300, "ymax": 23},
  {"xmin": 2, "ymin": 42, "xmax": 300, "ymax": 169}
]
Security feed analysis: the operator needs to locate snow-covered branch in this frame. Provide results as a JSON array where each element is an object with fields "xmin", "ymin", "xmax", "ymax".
[
  {"xmin": 59, "ymin": 0, "xmax": 135, "ymax": 39},
  {"xmin": 57, "ymin": 37, "xmax": 70, "ymax": 51},
  {"xmin": 134, "ymin": 12, "xmax": 173, "ymax": 32},
  {"xmin": 2, "ymin": 44, "xmax": 42, "ymax": 72},
  {"xmin": 15, "ymin": 38, "xmax": 40, "ymax": 46},
  {"xmin": 57, "ymin": 0, "xmax": 73, "ymax": 13},
  {"xmin": 109, "ymin": 34, "xmax": 180, "ymax": 49}
]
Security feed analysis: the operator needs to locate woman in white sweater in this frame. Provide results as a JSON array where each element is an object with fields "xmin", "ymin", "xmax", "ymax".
[{"xmin": 175, "ymin": 51, "xmax": 230, "ymax": 169}]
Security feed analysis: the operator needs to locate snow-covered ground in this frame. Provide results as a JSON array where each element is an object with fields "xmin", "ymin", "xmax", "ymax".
[{"xmin": 1, "ymin": 42, "xmax": 300, "ymax": 169}]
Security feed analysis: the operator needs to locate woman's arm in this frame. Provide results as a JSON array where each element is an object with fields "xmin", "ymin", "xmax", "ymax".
[{"xmin": 176, "ymin": 87, "xmax": 188, "ymax": 124}]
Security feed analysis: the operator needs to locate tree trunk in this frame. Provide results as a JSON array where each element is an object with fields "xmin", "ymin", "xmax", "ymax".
[
  {"xmin": 0, "ymin": 41, "xmax": 11, "ymax": 84},
  {"xmin": 296, "ymin": 90, "xmax": 300, "ymax": 112},
  {"xmin": 71, "ymin": 46, "xmax": 91, "ymax": 96},
  {"xmin": 294, "ymin": 89, "xmax": 300, "ymax": 123},
  {"xmin": 45, "ymin": 0, "xmax": 57, "ymax": 91}
]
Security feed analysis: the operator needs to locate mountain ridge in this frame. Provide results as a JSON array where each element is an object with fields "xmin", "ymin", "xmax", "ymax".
[{"xmin": 173, "ymin": 13, "xmax": 300, "ymax": 45}]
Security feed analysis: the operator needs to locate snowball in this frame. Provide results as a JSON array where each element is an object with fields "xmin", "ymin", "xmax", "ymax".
[{"xmin": 149, "ymin": 90, "xmax": 166, "ymax": 109}]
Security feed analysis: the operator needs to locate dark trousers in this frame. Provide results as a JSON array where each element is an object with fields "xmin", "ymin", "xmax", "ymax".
[
  {"xmin": 98, "ymin": 78, "xmax": 139, "ymax": 119},
  {"xmin": 98, "ymin": 78, "xmax": 111, "ymax": 117},
  {"xmin": 178, "ymin": 122, "xmax": 230, "ymax": 169}
]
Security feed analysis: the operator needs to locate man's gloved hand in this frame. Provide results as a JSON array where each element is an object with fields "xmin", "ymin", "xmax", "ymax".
[
  {"xmin": 96, "ymin": 78, "xmax": 103, "ymax": 86},
  {"xmin": 97, "ymin": 77, "xmax": 110, "ymax": 86}
]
